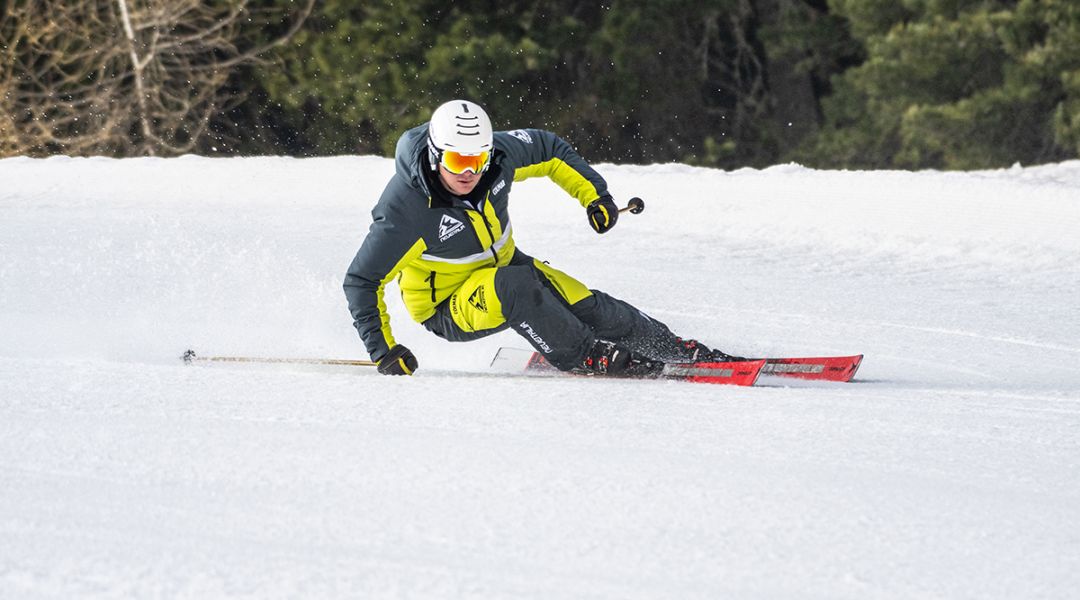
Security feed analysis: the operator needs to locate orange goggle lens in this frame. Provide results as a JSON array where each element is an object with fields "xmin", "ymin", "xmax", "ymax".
[{"xmin": 440, "ymin": 150, "xmax": 490, "ymax": 174}]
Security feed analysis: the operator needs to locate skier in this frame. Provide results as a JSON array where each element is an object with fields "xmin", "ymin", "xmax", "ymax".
[{"xmin": 344, "ymin": 99, "xmax": 740, "ymax": 377}]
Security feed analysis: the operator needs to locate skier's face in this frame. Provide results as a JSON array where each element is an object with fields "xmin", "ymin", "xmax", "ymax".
[{"xmin": 438, "ymin": 163, "xmax": 481, "ymax": 195}]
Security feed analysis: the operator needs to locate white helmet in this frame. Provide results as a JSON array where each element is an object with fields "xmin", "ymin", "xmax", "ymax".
[{"xmin": 427, "ymin": 100, "xmax": 493, "ymax": 171}]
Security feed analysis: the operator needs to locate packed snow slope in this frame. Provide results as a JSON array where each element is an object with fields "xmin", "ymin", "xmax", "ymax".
[{"xmin": 2, "ymin": 155, "xmax": 1078, "ymax": 599}]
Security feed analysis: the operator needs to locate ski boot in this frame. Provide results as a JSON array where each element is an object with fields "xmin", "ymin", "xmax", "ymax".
[
  {"xmin": 576, "ymin": 339, "xmax": 665, "ymax": 379},
  {"xmin": 674, "ymin": 338, "xmax": 747, "ymax": 363}
]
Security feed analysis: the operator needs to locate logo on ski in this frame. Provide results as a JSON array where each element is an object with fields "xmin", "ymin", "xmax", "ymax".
[
  {"xmin": 760, "ymin": 363, "xmax": 824, "ymax": 374},
  {"xmin": 439, "ymin": 214, "xmax": 466, "ymax": 242}
]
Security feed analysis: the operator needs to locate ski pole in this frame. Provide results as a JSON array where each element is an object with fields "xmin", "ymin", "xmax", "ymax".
[
  {"xmin": 618, "ymin": 197, "xmax": 645, "ymax": 214},
  {"xmin": 182, "ymin": 349, "xmax": 376, "ymax": 367}
]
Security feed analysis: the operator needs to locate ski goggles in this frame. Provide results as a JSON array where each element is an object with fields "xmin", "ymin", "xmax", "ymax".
[{"xmin": 439, "ymin": 150, "xmax": 490, "ymax": 175}]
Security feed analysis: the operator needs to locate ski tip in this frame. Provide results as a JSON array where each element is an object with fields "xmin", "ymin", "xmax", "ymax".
[
  {"xmin": 848, "ymin": 354, "xmax": 864, "ymax": 382},
  {"xmin": 760, "ymin": 354, "xmax": 864, "ymax": 382}
]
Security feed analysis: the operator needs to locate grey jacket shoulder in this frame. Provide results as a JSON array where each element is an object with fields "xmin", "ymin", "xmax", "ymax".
[
  {"xmin": 491, "ymin": 128, "xmax": 608, "ymax": 202},
  {"xmin": 492, "ymin": 128, "xmax": 552, "ymax": 168},
  {"xmin": 394, "ymin": 124, "xmax": 432, "ymax": 198}
]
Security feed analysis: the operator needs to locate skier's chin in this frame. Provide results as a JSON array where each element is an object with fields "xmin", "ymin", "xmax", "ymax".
[{"xmin": 444, "ymin": 178, "xmax": 478, "ymax": 195}]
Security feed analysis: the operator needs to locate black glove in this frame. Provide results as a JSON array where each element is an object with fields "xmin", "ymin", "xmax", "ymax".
[
  {"xmin": 586, "ymin": 195, "xmax": 619, "ymax": 234},
  {"xmin": 377, "ymin": 344, "xmax": 418, "ymax": 376}
]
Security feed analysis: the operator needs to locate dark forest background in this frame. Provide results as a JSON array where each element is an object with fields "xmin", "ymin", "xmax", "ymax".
[{"xmin": 3, "ymin": 0, "xmax": 1080, "ymax": 169}]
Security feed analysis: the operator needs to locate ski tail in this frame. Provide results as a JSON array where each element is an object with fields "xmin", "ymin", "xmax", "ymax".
[{"xmin": 491, "ymin": 347, "xmax": 557, "ymax": 373}]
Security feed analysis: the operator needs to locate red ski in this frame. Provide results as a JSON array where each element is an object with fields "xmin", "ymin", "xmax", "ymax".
[
  {"xmin": 495, "ymin": 348, "xmax": 765, "ymax": 386},
  {"xmin": 493, "ymin": 348, "xmax": 862, "ymax": 385},
  {"xmin": 759, "ymin": 355, "xmax": 863, "ymax": 382}
]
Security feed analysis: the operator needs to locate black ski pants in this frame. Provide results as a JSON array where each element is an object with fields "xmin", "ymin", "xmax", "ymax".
[{"xmin": 422, "ymin": 249, "xmax": 691, "ymax": 370}]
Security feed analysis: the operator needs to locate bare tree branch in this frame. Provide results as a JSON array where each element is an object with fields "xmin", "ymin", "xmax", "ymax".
[{"xmin": 0, "ymin": 0, "xmax": 315, "ymax": 157}]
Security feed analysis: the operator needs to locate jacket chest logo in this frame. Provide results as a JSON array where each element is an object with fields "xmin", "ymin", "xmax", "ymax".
[
  {"xmin": 438, "ymin": 215, "xmax": 466, "ymax": 242},
  {"xmin": 491, "ymin": 179, "xmax": 506, "ymax": 196}
]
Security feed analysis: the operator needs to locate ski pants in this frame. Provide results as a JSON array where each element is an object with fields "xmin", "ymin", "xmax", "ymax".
[{"xmin": 422, "ymin": 249, "xmax": 691, "ymax": 371}]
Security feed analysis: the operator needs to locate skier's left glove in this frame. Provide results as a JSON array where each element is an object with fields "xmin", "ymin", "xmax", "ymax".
[
  {"xmin": 586, "ymin": 195, "xmax": 619, "ymax": 234},
  {"xmin": 377, "ymin": 344, "xmax": 418, "ymax": 376}
]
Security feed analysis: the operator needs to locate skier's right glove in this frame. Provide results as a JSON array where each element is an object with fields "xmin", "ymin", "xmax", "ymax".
[
  {"xmin": 377, "ymin": 344, "xmax": 418, "ymax": 376},
  {"xmin": 586, "ymin": 195, "xmax": 619, "ymax": 234}
]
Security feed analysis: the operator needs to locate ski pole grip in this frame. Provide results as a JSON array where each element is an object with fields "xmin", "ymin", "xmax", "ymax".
[{"xmin": 619, "ymin": 197, "xmax": 645, "ymax": 215}]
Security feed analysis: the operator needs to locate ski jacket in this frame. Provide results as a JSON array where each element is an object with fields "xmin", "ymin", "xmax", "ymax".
[{"xmin": 344, "ymin": 124, "xmax": 610, "ymax": 362}]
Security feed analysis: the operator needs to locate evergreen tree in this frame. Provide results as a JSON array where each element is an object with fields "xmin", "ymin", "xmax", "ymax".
[
  {"xmin": 810, "ymin": 0, "xmax": 1080, "ymax": 169},
  {"xmin": 244, "ymin": 0, "xmax": 855, "ymax": 168},
  {"xmin": 249, "ymin": 0, "xmax": 575, "ymax": 156}
]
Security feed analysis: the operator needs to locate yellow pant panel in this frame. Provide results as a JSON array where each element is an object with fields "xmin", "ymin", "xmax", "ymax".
[
  {"xmin": 532, "ymin": 259, "xmax": 593, "ymax": 305},
  {"xmin": 399, "ymin": 262, "xmax": 484, "ymax": 323},
  {"xmin": 447, "ymin": 267, "xmax": 507, "ymax": 333},
  {"xmin": 421, "ymin": 256, "xmax": 596, "ymax": 332}
]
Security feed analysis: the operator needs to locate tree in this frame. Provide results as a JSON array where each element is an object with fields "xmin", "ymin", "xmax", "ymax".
[
  {"xmin": 0, "ymin": 0, "xmax": 314, "ymax": 157},
  {"xmin": 809, "ymin": 0, "xmax": 1080, "ymax": 169},
  {"xmin": 253, "ymin": 0, "xmax": 576, "ymax": 156}
]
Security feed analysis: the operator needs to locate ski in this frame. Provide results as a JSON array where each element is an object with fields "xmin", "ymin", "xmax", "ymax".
[
  {"xmin": 492, "ymin": 348, "xmax": 863, "ymax": 384},
  {"xmin": 492, "ymin": 347, "xmax": 765, "ymax": 386}
]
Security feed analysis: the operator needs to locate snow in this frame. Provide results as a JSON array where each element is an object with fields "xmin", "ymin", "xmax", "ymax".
[{"xmin": 1, "ymin": 154, "xmax": 1078, "ymax": 599}]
